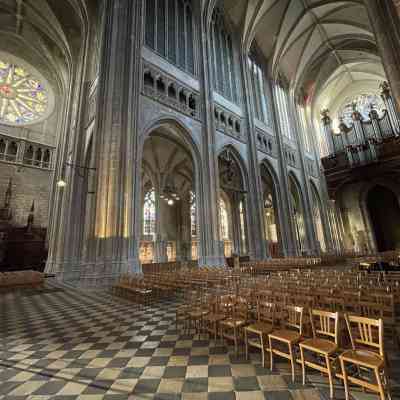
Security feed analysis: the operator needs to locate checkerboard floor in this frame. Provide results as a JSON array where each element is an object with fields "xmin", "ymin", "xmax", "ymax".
[{"xmin": 0, "ymin": 281, "xmax": 399, "ymax": 400}]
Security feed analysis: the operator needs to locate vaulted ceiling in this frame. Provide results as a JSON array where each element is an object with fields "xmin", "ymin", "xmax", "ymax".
[
  {"xmin": 0, "ymin": 0, "xmax": 90, "ymax": 94},
  {"xmin": 221, "ymin": 0, "xmax": 386, "ymax": 119},
  {"xmin": 142, "ymin": 133, "xmax": 194, "ymax": 196}
]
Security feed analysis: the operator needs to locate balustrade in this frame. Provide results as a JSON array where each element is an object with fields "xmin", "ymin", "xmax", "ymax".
[
  {"xmin": 0, "ymin": 134, "xmax": 54, "ymax": 170},
  {"xmin": 142, "ymin": 62, "xmax": 200, "ymax": 120}
]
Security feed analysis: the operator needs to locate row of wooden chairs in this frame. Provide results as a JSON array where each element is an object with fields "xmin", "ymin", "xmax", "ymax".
[{"xmin": 176, "ymin": 292, "xmax": 392, "ymax": 400}]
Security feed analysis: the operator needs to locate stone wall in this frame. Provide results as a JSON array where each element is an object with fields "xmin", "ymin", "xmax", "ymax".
[{"xmin": 0, "ymin": 164, "xmax": 52, "ymax": 228}]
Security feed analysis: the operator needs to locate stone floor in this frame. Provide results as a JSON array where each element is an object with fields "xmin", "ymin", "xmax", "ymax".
[{"xmin": 0, "ymin": 281, "xmax": 399, "ymax": 400}]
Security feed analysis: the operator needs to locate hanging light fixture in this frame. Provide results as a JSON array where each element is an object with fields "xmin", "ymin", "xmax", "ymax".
[
  {"xmin": 57, "ymin": 179, "xmax": 67, "ymax": 188},
  {"xmin": 160, "ymin": 176, "xmax": 180, "ymax": 204}
]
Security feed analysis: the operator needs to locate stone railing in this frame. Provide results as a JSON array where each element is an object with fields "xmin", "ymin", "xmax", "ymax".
[
  {"xmin": 283, "ymin": 145, "xmax": 298, "ymax": 168},
  {"xmin": 0, "ymin": 133, "xmax": 55, "ymax": 170},
  {"xmin": 255, "ymin": 128, "xmax": 277, "ymax": 157},
  {"xmin": 214, "ymin": 105, "xmax": 245, "ymax": 141},
  {"xmin": 142, "ymin": 62, "xmax": 201, "ymax": 120}
]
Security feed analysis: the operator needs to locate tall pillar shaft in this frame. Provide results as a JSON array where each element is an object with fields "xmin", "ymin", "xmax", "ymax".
[
  {"xmin": 270, "ymin": 84, "xmax": 297, "ymax": 256},
  {"xmin": 197, "ymin": 10, "xmax": 226, "ymax": 267},
  {"xmin": 365, "ymin": 0, "xmax": 400, "ymax": 113},
  {"xmin": 81, "ymin": 0, "xmax": 144, "ymax": 286}
]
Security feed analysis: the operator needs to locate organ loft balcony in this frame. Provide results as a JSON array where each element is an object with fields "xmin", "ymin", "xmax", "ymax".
[{"xmin": 320, "ymin": 82, "xmax": 400, "ymax": 197}]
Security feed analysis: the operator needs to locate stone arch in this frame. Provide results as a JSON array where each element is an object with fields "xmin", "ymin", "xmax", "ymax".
[
  {"xmin": 217, "ymin": 145, "xmax": 249, "ymax": 256},
  {"xmin": 260, "ymin": 159, "xmax": 283, "ymax": 257},
  {"xmin": 217, "ymin": 144, "xmax": 249, "ymax": 192},
  {"xmin": 359, "ymin": 178, "xmax": 400, "ymax": 252},
  {"xmin": 139, "ymin": 116, "xmax": 203, "ymax": 262}
]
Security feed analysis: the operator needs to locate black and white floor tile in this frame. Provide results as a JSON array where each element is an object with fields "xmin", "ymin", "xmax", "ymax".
[{"xmin": 0, "ymin": 281, "xmax": 399, "ymax": 400}]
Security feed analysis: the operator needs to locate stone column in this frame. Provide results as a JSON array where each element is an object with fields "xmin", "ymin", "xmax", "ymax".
[
  {"xmin": 364, "ymin": 0, "xmax": 400, "ymax": 113},
  {"xmin": 80, "ymin": 0, "xmax": 144, "ymax": 286},
  {"xmin": 239, "ymin": 53, "xmax": 267, "ymax": 260},
  {"xmin": 270, "ymin": 82, "xmax": 297, "ymax": 256},
  {"xmin": 288, "ymin": 99, "xmax": 318, "ymax": 255},
  {"xmin": 197, "ymin": 6, "xmax": 226, "ymax": 266}
]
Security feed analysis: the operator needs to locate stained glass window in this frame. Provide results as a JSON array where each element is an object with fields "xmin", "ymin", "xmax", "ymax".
[
  {"xmin": 0, "ymin": 60, "xmax": 49, "ymax": 126},
  {"xmin": 143, "ymin": 188, "xmax": 156, "ymax": 237},
  {"xmin": 219, "ymin": 197, "xmax": 229, "ymax": 240},
  {"xmin": 190, "ymin": 190, "xmax": 196, "ymax": 237},
  {"xmin": 239, "ymin": 201, "xmax": 247, "ymax": 254}
]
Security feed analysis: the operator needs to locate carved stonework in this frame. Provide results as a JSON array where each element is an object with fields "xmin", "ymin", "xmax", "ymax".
[{"xmin": 218, "ymin": 149, "xmax": 244, "ymax": 193}]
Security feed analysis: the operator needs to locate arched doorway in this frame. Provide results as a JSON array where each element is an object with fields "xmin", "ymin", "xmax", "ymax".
[
  {"xmin": 288, "ymin": 174, "xmax": 307, "ymax": 254},
  {"xmin": 140, "ymin": 130, "xmax": 197, "ymax": 263},
  {"xmin": 260, "ymin": 163, "xmax": 281, "ymax": 257},
  {"xmin": 218, "ymin": 148, "xmax": 248, "ymax": 257},
  {"xmin": 367, "ymin": 185, "xmax": 400, "ymax": 252}
]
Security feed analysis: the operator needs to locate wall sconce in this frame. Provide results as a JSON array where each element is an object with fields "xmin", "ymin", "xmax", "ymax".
[{"xmin": 57, "ymin": 162, "xmax": 96, "ymax": 188}]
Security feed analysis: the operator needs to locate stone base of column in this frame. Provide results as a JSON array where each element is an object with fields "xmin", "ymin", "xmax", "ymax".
[
  {"xmin": 199, "ymin": 255, "xmax": 227, "ymax": 267},
  {"xmin": 45, "ymin": 258, "xmax": 141, "ymax": 288}
]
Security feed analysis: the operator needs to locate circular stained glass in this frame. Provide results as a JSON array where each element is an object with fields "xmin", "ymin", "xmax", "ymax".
[{"xmin": 0, "ymin": 60, "xmax": 51, "ymax": 126}]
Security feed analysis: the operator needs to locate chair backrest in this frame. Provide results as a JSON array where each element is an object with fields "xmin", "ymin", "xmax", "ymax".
[
  {"xmin": 283, "ymin": 305, "xmax": 303, "ymax": 335},
  {"xmin": 233, "ymin": 296, "xmax": 248, "ymax": 320},
  {"xmin": 310, "ymin": 309, "xmax": 339, "ymax": 344},
  {"xmin": 257, "ymin": 300, "xmax": 275, "ymax": 326},
  {"xmin": 344, "ymin": 314, "xmax": 384, "ymax": 357}
]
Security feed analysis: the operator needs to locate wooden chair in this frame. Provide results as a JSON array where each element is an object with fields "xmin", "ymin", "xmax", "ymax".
[
  {"xmin": 299, "ymin": 309, "xmax": 339, "ymax": 399},
  {"xmin": 244, "ymin": 300, "xmax": 275, "ymax": 367},
  {"xmin": 203, "ymin": 295, "xmax": 227, "ymax": 342},
  {"xmin": 220, "ymin": 296, "xmax": 249, "ymax": 355},
  {"xmin": 339, "ymin": 315, "xmax": 392, "ymax": 400},
  {"xmin": 268, "ymin": 305, "xmax": 304, "ymax": 382},
  {"xmin": 187, "ymin": 293, "xmax": 209, "ymax": 338}
]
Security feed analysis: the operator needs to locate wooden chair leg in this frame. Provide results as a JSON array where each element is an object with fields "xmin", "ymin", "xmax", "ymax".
[
  {"xmin": 374, "ymin": 367, "xmax": 386, "ymax": 400},
  {"xmin": 288, "ymin": 344, "xmax": 295, "ymax": 383},
  {"xmin": 325, "ymin": 355, "xmax": 334, "ymax": 399},
  {"xmin": 244, "ymin": 330, "xmax": 249, "ymax": 360},
  {"xmin": 383, "ymin": 366, "xmax": 392, "ymax": 400},
  {"xmin": 300, "ymin": 346, "xmax": 306, "ymax": 386},
  {"xmin": 269, "ymin": 336, "xmax": 274, "ymax": 372},
  {"xmin": 260, "ymin": 334, "xmax": 265, "ymax": 368},
  {"xmin": 340, "ymin": 358, "xmax": 350, "ymax": 400},
  {"xmin": 234, "ymin": 328, "xmax": 238, "ymax": 355}
]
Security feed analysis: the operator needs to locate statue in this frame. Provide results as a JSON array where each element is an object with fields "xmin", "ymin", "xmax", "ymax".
[
  {"xmin": 380, "ymin": 81, "xmax": 391, "ymax": 99},
  {"xmin": 320, "ymin": 109, "xmax": 331, "ymax": 126}
]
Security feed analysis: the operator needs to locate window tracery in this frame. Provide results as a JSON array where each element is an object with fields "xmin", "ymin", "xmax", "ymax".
[
  {"xmin": 143, "ymin": 188, "xmax": 156, "ymax": 237},
  {"xmin": 211, "ymin": 9, "xmax": 239, "ymax": 104},
  {"xmin": 248, "ymin": 54, "xmax": 269, "ymax": 125},
  {"xmin": 190, "ymin": 190, "xmax": 196, "ymax": 237},
  {"xmin": 145, "ymin": 0, "xmax": 196, "ymax": 75},
  {"xmin": 219, "ymin": 197, "xmax": 229, "ymax": 240},
  {"xmin": 0, "ymin": 61, "xmax": 50, "ymax": 126},
  {"xmin": 275, "ymin": 82, "xmax": 292, "ymax": 140}
]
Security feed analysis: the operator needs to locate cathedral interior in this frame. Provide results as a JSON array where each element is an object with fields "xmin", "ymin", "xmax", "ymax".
[{"xmin": 1, "ymin": 1, "xmax": 400, "ymax": 399}]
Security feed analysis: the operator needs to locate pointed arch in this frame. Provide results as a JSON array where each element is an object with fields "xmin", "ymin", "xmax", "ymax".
[{"xmin": 260, "ymin": 159, "xmax": 283, "ymax": 257}]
